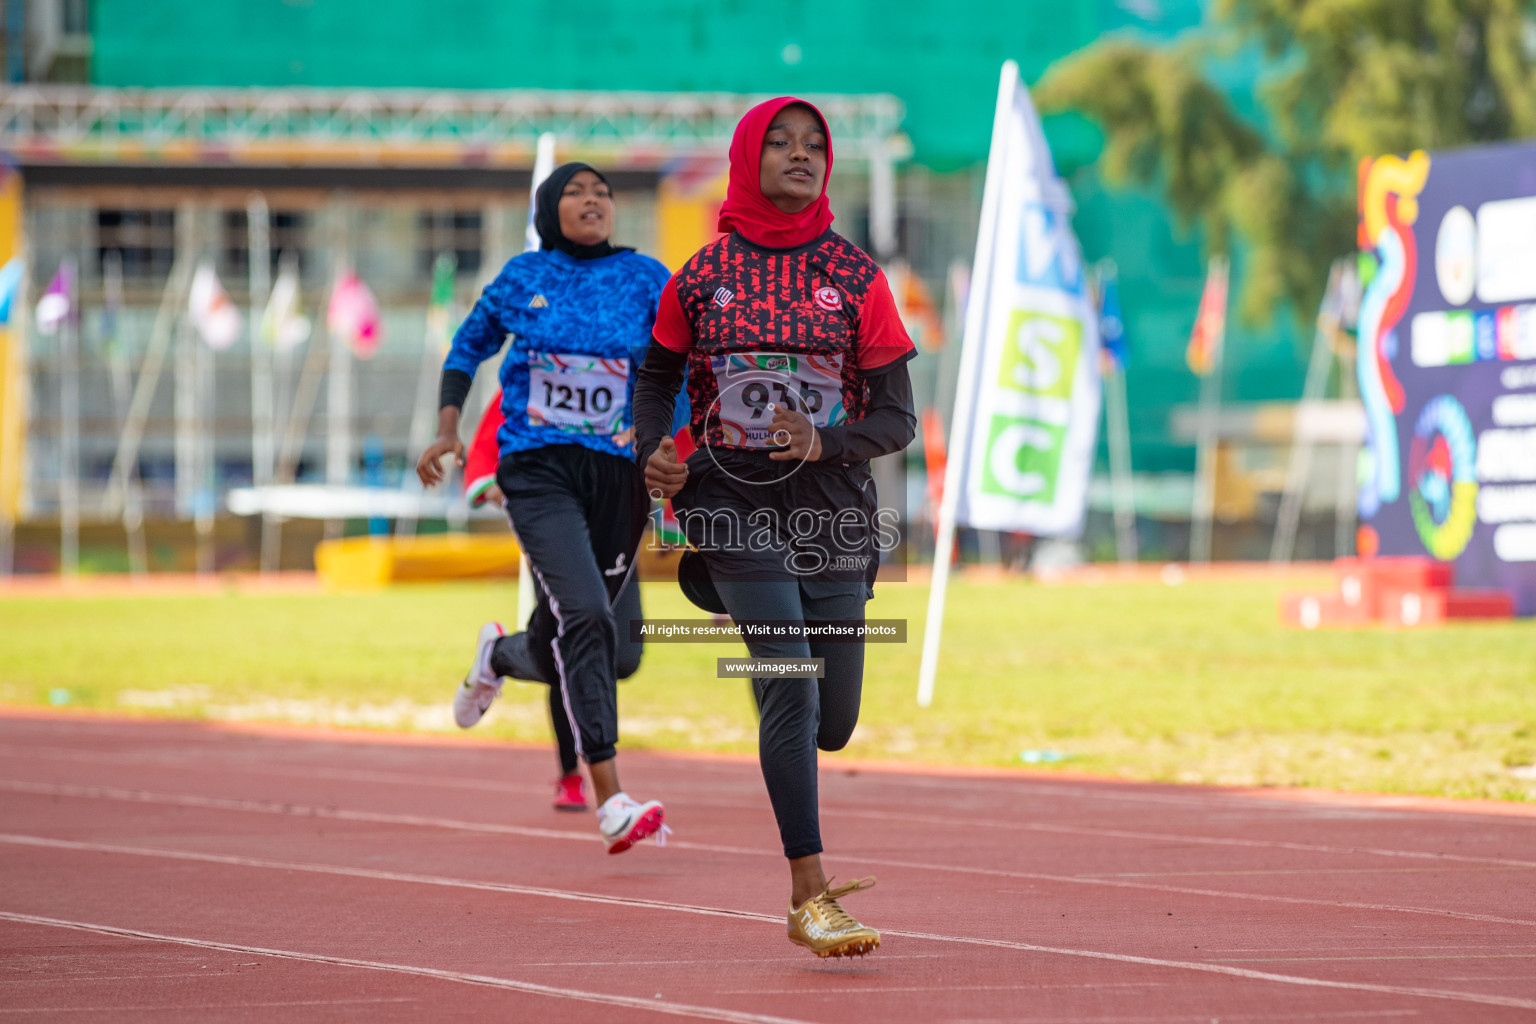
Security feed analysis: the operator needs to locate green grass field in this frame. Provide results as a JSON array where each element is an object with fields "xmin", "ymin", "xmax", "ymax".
[{"xmin": 2, "ymin": 576, "xmax": 1533, "ymax": 801}]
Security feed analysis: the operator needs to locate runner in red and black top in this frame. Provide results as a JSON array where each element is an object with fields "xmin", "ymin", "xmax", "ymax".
[{"xmin": 633, "ymin": 97, "xmax": 916, "ymax": 958}]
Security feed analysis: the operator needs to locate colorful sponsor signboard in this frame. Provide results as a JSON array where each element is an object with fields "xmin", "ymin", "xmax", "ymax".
[{"xmin": 1357, "ymin": 140, "xmax": 1536, "ymax": 613}]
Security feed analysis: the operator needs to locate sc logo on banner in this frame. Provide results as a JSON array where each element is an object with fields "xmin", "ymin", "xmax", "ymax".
[{"xmin": 979, "ymin": 310, "xmax": 1082, "ymax": 502}]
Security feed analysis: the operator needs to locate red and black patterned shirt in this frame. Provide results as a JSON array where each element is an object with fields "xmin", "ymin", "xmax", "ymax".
[{"xmin": 652, "ymin": 230, "xmax": 914, "ymax": 450}]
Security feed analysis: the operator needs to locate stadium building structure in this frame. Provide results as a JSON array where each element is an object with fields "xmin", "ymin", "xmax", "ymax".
[{"xmin": 0, "ymin": 0, "xmax": 1316, "ymax": 573}]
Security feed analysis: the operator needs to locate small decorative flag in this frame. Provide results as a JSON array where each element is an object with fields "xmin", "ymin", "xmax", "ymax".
[
  {"xmin": 189, "ymin": 260, "xmax": 243, "ymax": 350},
  {"xmin": 328, "ymin": 269, "xmax": 382, "ymax": 359},
  {"xmin": 1318, "ymin": 258, "xmax": 1361, "ymax": 356},
  {"xmin": 426, "ymin": 252, "xmax": 457, "ymax": 354},
  {"xmin": 655, "ymin": 427, "xmax": 696, "ymax": 545},
  {"xmin": 1185, "ymin": 256, "xmax": 1229, "ymax": 377},
  {"xmin": 261, "ymin": 253, "xmax": 311, "ymax": 352},
  {"xmin": 921, "ymin": 405, "xmax": 947, "ymax": 525},
  {"xmin": 34, "ymin": 261, "xmax": 74, "ymax": 337},
  {"xmin": 99, "ymin": 251, "xmax": 123, "ymax": 353},
  {"xmin": 1098, "ymin": 266, "xmax": 1126, "ymax": 370},
  {"xmin": 0, "ymin": 256, "xmax": 23, "ymax": 327},
  {"xmin": 889, "ymin": 259, "xmax": 945, "ymax": 353}
]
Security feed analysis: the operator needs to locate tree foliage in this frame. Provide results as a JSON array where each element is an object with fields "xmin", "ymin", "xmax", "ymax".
[{"xmin": 1036, "ymin": 0, "xmax": 1536, "ymax": 325}]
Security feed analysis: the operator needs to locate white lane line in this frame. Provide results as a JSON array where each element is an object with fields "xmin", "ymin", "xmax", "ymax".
[
  {"xmin": 18, "ymin": 733, "xmax": 1534, "ymax": 828},
  {"xmin": 518, "ymin": 955, "xmax": 943, "ymax": 967},
  {"xmin": 1215, "ymin": 942, "xmax": 1536, "ymax": 953},
  {"xmin": 0, "ymin": 975, "xmax": 224, "ymax": 985},
  {"xmin": 0, "ymin": 999, "xmax": 415, "ymax": 1014},
  {"xmin": 1209, "ymin": 953, "xmax": 1536, "ymax": 963},
  {"xmin": 4, "ymin": 834, "xmax": 1536, "ymax": 1013},
  {"xmin": 0, "ymin": 779, "xmax": 769, "ymax": 860},
  {"xmin": 876, "ymin": 928, "xmax": 1536, "ymax": 1012},
  {"xmin": 720, "ymin": 982, "xmax": 1169, "ymax": 994},
  {"xmin": 5, "ymin": 781, "xmax": 1533, "ymax": 929},
  {"xmin": 0, "ymin": 746, "xmax": 768, "ymax": 809},
  {"xmin": 0, "ymin": 833, "xmax": 776, "ymax": 923},
  {"xmin": 1080, "ymin": 867, "xmax": 1527, "ymax": 878},
  {"xmin": 0, "ymin": 911, "xmax": 817, "ymax": 1024},
  {"xmin": 0, "ymin": 746, "xmax": 770, "ymax": 812},
  {"xmin": 8, "ymin": 746, "xmax": 1533, "ymax": 852},
  {"xmin": 843, "ymin": 855, "xmax": 1536, "ymax": 929},
  {"xmin": 833, "ymin": 807, "xmax": 1536, "ymax": 870},
  {"xmin": 0, "ymin": 746, "xmax": 548, "ymax": 795},
  {"xmin": 829, "ymin": 769, "xmax": 1445, "ymax": 814},
  {"xmin": 7, "ymin": 763, "xmax": 1533, "ymax": 872},
  {"xmin": 0, "ymin": 780, "xmax": 593, "ymax": 844}
]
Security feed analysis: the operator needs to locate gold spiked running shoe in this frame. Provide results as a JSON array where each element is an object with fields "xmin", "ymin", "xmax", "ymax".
[{"xmin": 787, "ymin": 876, "xmax": 881, "ymax": 958}]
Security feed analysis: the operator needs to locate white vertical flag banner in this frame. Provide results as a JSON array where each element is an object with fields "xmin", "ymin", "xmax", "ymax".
[
  {"xmin": 955, "ymin": 69, "xmax": 1101, "ymax": 534},
  {"xmin": 918, "ymin": 60, "xmax": 1101, "ymax": 706},
  {"xmin": 524, "ymin": 133, "xmax": 558, "ymax": 253}
]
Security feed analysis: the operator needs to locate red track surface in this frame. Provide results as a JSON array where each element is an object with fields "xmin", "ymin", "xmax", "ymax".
[{"xmin": 3, "ymin": 710, "xmax": 1535, "ymax": 1022}]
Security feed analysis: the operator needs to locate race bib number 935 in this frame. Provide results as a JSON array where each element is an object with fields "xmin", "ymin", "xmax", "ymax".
[{"xmin": 710, "ymin": 351, "xmax": 847, "ymax": 447}]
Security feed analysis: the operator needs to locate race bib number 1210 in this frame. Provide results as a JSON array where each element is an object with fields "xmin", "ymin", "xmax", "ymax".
[{"xmin": 526, "ymin": 352, "xmax": 629, "ymax": 435}]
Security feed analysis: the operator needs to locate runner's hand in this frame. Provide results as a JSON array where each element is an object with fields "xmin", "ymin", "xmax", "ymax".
[
  {"xmin": 645, "ymin": 436, "xmax": 689, "ymax": 499},
  {"xmin": 417, "ymin": 435, "xmax": 464, "ymax": 488},
  {"xmin": 767, "ymin": 404, "xmax": 822, "ymax": 462}
]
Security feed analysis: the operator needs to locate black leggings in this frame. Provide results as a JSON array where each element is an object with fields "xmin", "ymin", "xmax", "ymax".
[
  {"xmin": 491, "ymin": 444, "xmax": 647, "ymax": 766},
  {"xmin": 712, "ymin": 578, "xmax": 866, "ymax": 860},
  {"xmin": 493, "ymin": 579, "xmax": 643, "ymax": 775}
]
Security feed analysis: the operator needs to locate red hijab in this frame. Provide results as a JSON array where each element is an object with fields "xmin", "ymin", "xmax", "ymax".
[{"xmin": 716, "ymin": 97, "xmax": 835, "ymax": 250}]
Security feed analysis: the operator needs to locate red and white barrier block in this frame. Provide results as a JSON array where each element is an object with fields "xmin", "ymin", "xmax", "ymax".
[{"xmin": 1282, "ymin": 556, "xmax": 1515, "ymax": 629}]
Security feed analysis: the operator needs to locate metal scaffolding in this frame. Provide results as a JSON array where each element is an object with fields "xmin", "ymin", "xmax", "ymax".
[
  {"xmin": 0, "ymin": 85, "xmax": 908, "ymax": 165},
  {"xmin": 0, "ymin": 84, "xmax": 932, "ymax": 576}
]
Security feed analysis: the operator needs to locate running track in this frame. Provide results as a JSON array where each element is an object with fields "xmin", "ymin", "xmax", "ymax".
[{"xmin": 3, "ymin": 710, "xmax": 1535, "ymax": 1022}]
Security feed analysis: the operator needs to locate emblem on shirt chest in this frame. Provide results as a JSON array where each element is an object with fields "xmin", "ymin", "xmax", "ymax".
[
  {"xmin": 712, "ymin": 287, "xmax": 735, "ymax": 310},
  {"xmin": 813, "ymin": 286, "xmax": 842, "ymax": 311}
]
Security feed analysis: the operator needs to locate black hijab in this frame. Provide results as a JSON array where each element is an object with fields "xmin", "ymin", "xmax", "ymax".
[{"xmin": 534, "ymin": 162, "xmax": 632, "ymax": 260}]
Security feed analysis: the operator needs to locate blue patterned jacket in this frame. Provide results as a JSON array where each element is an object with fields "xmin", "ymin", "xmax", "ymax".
[{"xmin": 444, "ymin": 247, "xmax": 671, "ymax": 459}]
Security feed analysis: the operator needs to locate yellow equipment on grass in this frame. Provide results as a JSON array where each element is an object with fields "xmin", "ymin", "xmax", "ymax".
[{"xmin": 314, "ymin": 534, "xmax": 524, "ymax": 590}]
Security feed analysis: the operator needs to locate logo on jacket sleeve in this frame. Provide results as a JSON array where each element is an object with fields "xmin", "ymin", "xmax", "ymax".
[
  {"xmin": 528, "ymin": 294, "xmax": 549, "ymax": 309},
  {"xmin": 813, "ymin": 286, "xmax": 842, "ymax": 311}
]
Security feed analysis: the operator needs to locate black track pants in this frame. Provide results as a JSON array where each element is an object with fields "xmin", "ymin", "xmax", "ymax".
[
  {"xmin": 494, "ymin": 444, "xmax": 647, "ymax": 766},
  {"xmin": 711, "ymin": 578, "xmax": 866, "ymax": 860},
  {"xmin": 493, "ymin": 579, "xmax": 644, "ymax": 775}
]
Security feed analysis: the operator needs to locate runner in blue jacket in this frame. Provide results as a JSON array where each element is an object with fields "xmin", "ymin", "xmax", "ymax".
[{"xmin": 417, "ymin": 162, "xmax": 671, "ymax": 854}]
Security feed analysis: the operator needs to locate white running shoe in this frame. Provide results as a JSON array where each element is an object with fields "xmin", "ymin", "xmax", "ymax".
[
  {"xmin": 452, "ymin": 622, "xmax": 506, "ymax": 729},
  {"xmin": 596, "ymin": 791, "xmax": 668, "ymax": 854}
]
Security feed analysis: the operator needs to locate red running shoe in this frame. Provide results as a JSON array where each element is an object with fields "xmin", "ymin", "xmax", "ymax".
[
  {"xmin": 596, "ymin": 792, "xmax": 668, "ymax": 854},
  {"xmin": 553, "ymin": 774, "xmax": 588, "ymax": 812}
]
